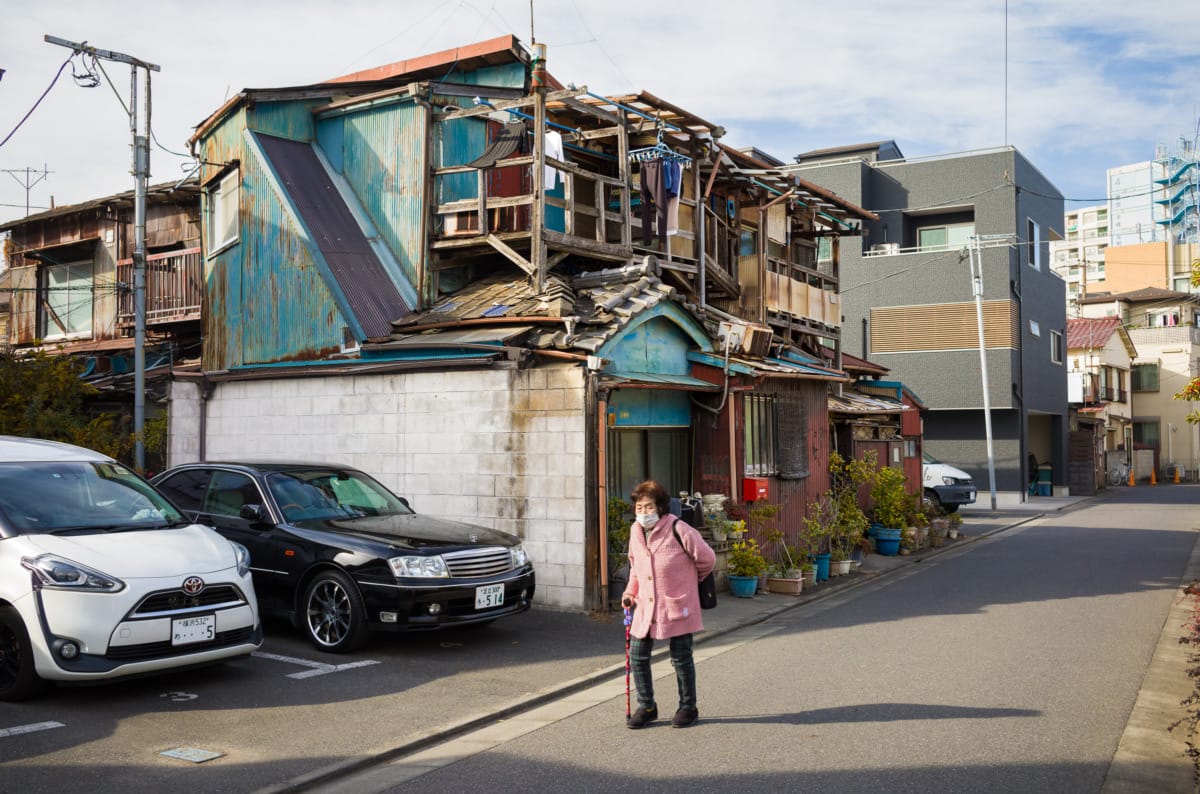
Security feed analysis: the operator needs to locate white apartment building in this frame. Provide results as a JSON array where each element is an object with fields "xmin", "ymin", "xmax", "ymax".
[
  {"xmin": 1108, "ymin": 139, "xmax": 1199, "ymax": 249},
  {"xmin": 1051, "ymin": 203, "xmax": 1109, "ymax": 312}
]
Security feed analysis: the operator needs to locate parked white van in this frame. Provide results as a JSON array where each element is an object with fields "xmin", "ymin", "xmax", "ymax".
[
  {"xmin": 0, "ymin": 437, "xmax": 261, "ymax": 700},
  {"xmin": 922, "ymin": 452, "xmax": 977, "ymax": 513}
]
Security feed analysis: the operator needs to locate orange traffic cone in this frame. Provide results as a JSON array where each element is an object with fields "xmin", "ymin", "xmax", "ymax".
[
  {"xmin": 1128, "ymin": 467, "xmax": 1136, "ymax": 487},
  {"xmin": 1175, "ymin": 466, "xmax": 1182, "ymax": 484},
  {"xmin": 1151, "ymin": 468, "xmax": 1158, "ymax": 486}
]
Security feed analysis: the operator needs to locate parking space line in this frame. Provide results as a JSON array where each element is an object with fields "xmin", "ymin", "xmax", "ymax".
[
  {"xmin": 0, "ymin": 721, "xmax": 64, "ymax": 738},
  {"xmin": 252, "ymin": 651, "xmax": 381, "ymax": 679}
]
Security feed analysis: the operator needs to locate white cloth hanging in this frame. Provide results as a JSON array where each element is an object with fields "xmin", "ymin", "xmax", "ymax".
[{"xmin": 544, "ymin": 131, "xmax": 564, "ymax": 189}]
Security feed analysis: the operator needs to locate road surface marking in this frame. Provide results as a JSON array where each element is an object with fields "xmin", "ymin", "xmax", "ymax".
[
  {"xmin": 253, "ymin": 651, "xmax": 380, "ymax": 679},
  {"xmin": 0, "ymin": 721, "xmax": 64, "ymax": 738}
]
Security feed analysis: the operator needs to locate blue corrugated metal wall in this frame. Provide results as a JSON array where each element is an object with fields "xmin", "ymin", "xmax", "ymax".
[
  {"xmin": 332, "ymin": 100, "xmax": 427, "ymax": 291},
  {"xmin": 238, "ymin": 139, "xmax": 346, "ymax": 366}
]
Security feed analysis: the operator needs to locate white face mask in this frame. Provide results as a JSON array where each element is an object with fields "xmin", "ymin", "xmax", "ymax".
[{"xmin": 636, "ymin": 512, "xmax": 659, "ymax": 528}]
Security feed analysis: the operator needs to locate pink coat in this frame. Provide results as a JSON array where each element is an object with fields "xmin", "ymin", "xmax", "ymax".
[{"xmin": 622, "ymin": 514, "xmax": 716, "ymax": 640}]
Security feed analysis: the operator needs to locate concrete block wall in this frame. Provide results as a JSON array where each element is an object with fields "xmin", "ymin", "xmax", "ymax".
[{"xmin": 165, "ymin": 363, "xmax": 588, "ymax": 608}]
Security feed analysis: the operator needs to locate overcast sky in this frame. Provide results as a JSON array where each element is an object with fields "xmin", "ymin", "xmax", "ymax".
[{"xmin": 1, "ymin": 0, "xmax": 1197, "ymax": 231}]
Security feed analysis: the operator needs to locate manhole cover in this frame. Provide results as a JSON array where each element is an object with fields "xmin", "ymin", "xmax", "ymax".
[{"xmin": 160, "ymin": 747, "xmax": 224, "ymax": 763}]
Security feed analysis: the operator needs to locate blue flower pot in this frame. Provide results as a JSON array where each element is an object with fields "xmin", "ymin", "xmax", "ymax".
[
  {"xmin": 814, "ymin": 553, "xmax": 831, "ymax": 582},
  {"xmin": 875, "ymin": 527, "xmax": 902, "ymax": 556},
  {"xmin": 727, "ymin": 574, "xmax": 758, "ymax": 598}
]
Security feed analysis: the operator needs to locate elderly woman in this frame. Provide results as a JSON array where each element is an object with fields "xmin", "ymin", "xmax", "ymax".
[{"xmin": 620, "ymin": 480, "xmax": 716, "ymax": 729}]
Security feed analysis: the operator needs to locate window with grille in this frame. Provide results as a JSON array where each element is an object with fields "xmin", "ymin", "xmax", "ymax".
[{"xmin": 744, "ymin": 394, "xmax": 778, "ymax": 476}]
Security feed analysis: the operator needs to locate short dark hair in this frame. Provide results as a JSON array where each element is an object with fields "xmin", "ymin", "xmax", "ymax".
[{"xmin": 630, "ymin": 480, "xmax": 670, "ymax": 514}]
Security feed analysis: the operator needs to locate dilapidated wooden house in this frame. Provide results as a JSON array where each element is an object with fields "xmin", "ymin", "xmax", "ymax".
[{"xmin": 171, "ymin": 34, "xmax": 875, "ymax": 609}]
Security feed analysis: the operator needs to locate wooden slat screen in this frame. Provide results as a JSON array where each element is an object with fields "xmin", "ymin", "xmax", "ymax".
[{"xmin": 870, "ymin": 300, "xmax": 1017, "ymax": 353}]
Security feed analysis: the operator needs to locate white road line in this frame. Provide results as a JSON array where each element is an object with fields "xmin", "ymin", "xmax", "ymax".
[
  {"xmin": 0, "ymin": 721, "xmax": 65, "ymax": 738},
  {"xmin": 252, "ymin": 651, "xmax": 381, "ymax": 679}
]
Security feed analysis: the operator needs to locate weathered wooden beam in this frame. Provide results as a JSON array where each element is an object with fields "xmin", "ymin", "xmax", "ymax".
[
  {"xmin": 486, "ymin": 233, "xmax": 536, "ymax": 276},
  {"xmin": 438, "ymin": 86, "xmax": 588, "ymax": 121}
]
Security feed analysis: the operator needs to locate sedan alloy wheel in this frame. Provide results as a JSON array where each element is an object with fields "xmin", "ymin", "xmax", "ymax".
[{"xmin": 303, "ymin": 570, "xmax": 366, "ymax": 653}]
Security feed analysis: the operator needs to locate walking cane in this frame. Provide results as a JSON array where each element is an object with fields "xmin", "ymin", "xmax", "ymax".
[{"xmin": 623, "ymin": 606, "xmax": 632, "ymax": 720}]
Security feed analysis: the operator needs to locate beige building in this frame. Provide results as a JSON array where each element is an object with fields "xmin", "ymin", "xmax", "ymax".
[
  {"xmin": 1102, "ymin": 241, "xmax": 1200, "ymax": 295},
  {"xmin": 1079, "ymin": 288, "xmax": 1200, "ymax": 479}
]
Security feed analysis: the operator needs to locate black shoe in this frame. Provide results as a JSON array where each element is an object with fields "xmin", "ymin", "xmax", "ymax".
[
  {"xmin": 672, "ymin": 706, "xmax": 699, "ymax": 728},
  {"xmin": 626, "ymin": 704, "xmax": 658, "ymax": 729}
]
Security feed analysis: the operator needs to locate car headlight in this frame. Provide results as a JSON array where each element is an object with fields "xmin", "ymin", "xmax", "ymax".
[
  {"xmin": 510, "ymin": 544, "xmax": 529, "ymax": 568},
  {"xmin": 941, "ymin": 476, "xmax": 956, "ymax": 486},
  {"xmin": 21, "ymin": 554, "xmax": 125, "ymax": 593},
  {"xmin": 229, "ymin": 541, "xmax": 251, "ymax": 577},
  {"xmin": 388, "ymin": 555, "xmax": 449, "ymax": 578}
]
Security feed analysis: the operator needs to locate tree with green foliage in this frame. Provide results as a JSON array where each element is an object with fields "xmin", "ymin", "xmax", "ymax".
[{"xmin": 0, "ymin": 350, "xmax": 133, "ymax": 461}]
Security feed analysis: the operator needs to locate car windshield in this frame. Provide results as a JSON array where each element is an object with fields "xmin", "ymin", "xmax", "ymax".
[
  {"xmin": 266, "ymin": 469, "xmax": 414, "ymax": 523},
  {"xmin": 0, "ymin": 461, "xmax": 187, "ymax": 535},
  {"xmin": 923, "ymin": 452, "xmax": 941, "ymax": 465}
]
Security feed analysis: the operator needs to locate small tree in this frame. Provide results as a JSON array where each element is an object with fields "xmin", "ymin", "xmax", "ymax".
[{"xmin": 0, "ymin": 350, "xmax": 132, "ymax": 460}]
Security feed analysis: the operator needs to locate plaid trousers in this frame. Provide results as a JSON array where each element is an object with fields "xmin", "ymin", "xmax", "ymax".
[{"xmin": 629, "ymin": 633, "xmax": 696, "ymax": 710}]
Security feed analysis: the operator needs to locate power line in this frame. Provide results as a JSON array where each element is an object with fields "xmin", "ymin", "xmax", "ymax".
[{"xmin": 0, "ymin": 55, "xmax": 73, "ymax": 149}]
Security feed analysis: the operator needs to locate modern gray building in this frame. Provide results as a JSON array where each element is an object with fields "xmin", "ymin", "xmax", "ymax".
[{"xmin": 787, "ymin": 143, "xmax": 1068, "ymax": 504}]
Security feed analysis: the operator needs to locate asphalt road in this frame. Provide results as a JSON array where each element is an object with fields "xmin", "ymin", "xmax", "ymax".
[
  {"xmin": 2, "ymin": 485, "xmax": 1196, "ymax": 793},
  {"xmin": 324, "ymin": 485, "xmax": 1200, "ymax": 793}
]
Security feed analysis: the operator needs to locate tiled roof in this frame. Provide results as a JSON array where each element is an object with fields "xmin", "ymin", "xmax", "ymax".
[
  {"xmin": 386, "ymin": 256, "xmax": 698, "ymax": 355},
  {"xmin": 1067, "ymin": 316, "xmax": 1122, "ymax": 350},
  {"xmin": 1078, "ymin": 286, "xmax": 1195, "ymax": 305}
]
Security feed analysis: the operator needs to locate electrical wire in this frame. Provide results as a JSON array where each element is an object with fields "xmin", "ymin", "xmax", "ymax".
[
  {"xmin": 92, "ymin": 58, "xmax": 190, "ymax": 160},
  {"xmin": 0, "ymin": 55, "xmax": 74, "ymax": 149}
]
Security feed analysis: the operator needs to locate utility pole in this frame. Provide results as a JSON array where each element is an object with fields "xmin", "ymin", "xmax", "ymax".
[
  {"xmin": 967, "ymin": 234, "xmax": 1015, "ymax": 511},
  {"xmin": 2, "ymin": 165, "xmax": 51, "ymax": 216},
  {"xmin": 44, "ymin": 35, "xmax": 159, "ymax": 473}
]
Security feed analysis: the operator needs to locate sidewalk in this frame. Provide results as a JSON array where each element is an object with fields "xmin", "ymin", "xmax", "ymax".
[{"xmin": 275, "ymin": 498, "xmax": 1195, "ymax": 793}]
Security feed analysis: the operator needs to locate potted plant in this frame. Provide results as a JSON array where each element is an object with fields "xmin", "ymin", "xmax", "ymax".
[
  {"xmin": 947, "ymin": 511, "xmax": 963, "ymax": 539},
  {"xmin": 727, "ymin": 538, "xmax": 768, "ymax": 597},
  {"xmin": 764, "ymin": 525, "xmax": 803, "ymax": 594},
  {"xmin": 828, "ymin": 451, "xmax": 872, "ymax": 571},
  {"xmin": 870, "ymin": 464, "xmax": 909, "ymax": 555}
]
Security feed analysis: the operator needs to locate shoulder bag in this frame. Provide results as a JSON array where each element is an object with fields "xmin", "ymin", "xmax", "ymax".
[{"xmin": 673, "ymin": 524, "xmax": 717, "ymax": 610}]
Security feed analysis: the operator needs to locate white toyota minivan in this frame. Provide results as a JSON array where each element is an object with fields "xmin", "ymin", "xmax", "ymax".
[{"xmin": 0, "ymin": 437, "xmax": 261, "ymax": 700}]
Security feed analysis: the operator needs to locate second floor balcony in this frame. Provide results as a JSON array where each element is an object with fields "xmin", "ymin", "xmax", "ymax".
[{"xmin": 116, "ymin": 247, "xmax": 202, "ymax": 327}]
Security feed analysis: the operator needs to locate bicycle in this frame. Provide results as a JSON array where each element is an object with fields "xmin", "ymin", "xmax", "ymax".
[{"xmin": 1108, "ymin": 461, "xmax": 1131, "ymax": 486}]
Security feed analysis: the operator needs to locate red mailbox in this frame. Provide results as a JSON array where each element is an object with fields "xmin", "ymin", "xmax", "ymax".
[{"xmin": 742, "ymin": 477, "xmax": 769, "ymax": 503}]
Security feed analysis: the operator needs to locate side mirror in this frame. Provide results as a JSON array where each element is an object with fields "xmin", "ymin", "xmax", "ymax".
[
  {"xmin": 398, "ymin": 497, "xmax": 411, "ymax": 510},
  {"xmin": 239, "ymin": 503, "xmax": 265, "ymax": 522}
]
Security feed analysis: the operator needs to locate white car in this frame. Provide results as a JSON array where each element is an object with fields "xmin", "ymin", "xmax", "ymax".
[{"xmin": 0, "ymin": 437, "xmax": 261, "ymax": 701}]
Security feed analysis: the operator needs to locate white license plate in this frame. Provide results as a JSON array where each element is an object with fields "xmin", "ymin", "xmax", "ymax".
[
  {"xmin": 171, "ymin": 614, "xmax": 216, "ymax": 646},
  {"xmin": 475, "ymin": 583, "xmax": 505, "ymax": 609}
]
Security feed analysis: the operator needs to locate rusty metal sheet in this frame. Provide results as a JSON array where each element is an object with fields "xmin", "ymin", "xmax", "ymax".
[{"xmin": 255, "ymin": 132, "xmax": 410, "ymax": 339}]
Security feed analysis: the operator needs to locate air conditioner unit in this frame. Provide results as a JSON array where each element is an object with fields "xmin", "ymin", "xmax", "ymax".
[
  {"xmin": 717, "ymin": 320, "xmax": 745, "ymax": 349},
  {"xmin": 741, "ymin": 324, "xmax": 773, "ymax": 357},
  {"xmin": 870, "ymin": 243, "xmax": 900, "ymax": 255}
]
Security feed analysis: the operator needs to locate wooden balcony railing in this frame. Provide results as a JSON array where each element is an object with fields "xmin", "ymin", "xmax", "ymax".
[{"xmin": 116, "ymin": 247, "xmax": 202, "ymax": 326}]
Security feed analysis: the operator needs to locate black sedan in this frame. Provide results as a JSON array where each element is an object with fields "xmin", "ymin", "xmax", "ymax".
[{"xmin": 151, "ymin": 462, "xmax": 535, "ymax": 653}]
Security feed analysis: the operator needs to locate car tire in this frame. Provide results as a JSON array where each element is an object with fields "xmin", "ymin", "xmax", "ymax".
[
  {"xmin": 302, "ymin": 570, "xmax": 367, "ymax": 653},
  {"xmin": 0, "ymin": 606, "xmax": 48, "ymax": 702},
  {"xmin": 922, "ymin": 489, "xmax": 940, "ymax": 510}
]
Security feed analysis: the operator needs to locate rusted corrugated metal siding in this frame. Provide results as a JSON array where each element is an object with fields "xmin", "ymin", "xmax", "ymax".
[
  {"xmin": 248, "ymin": 99, "xmax": 322, "ymax": 142},
  {"xmin": 200, "ymin": 106, "xmax": 245, "ymax": 369},
  {"xmin": 338, "ymin": 100, "xmax": 426, "ymax": 292},
  {"xmin": 693, "ymin": 378, "xmax": 831, "ymax": 545},
  {"xmin": 237, "ymin": 138, "xmax": 345, "ymax": 366},
  {"xmin": 255, "ymin": 132, "xmax": 409, "ymax": 341},
  {"xmin": 763, "ymin": 380, "xmax": 831, "ymax": 543}
]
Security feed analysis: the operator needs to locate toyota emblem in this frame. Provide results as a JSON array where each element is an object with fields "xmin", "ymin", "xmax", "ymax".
[
  {"xmin": 469, "ymin": 532, "xmax": 479, "ymax": 544},
  {"xmin": 182, "ymin": 576, "xmax": 205, "ymax": 595}
]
